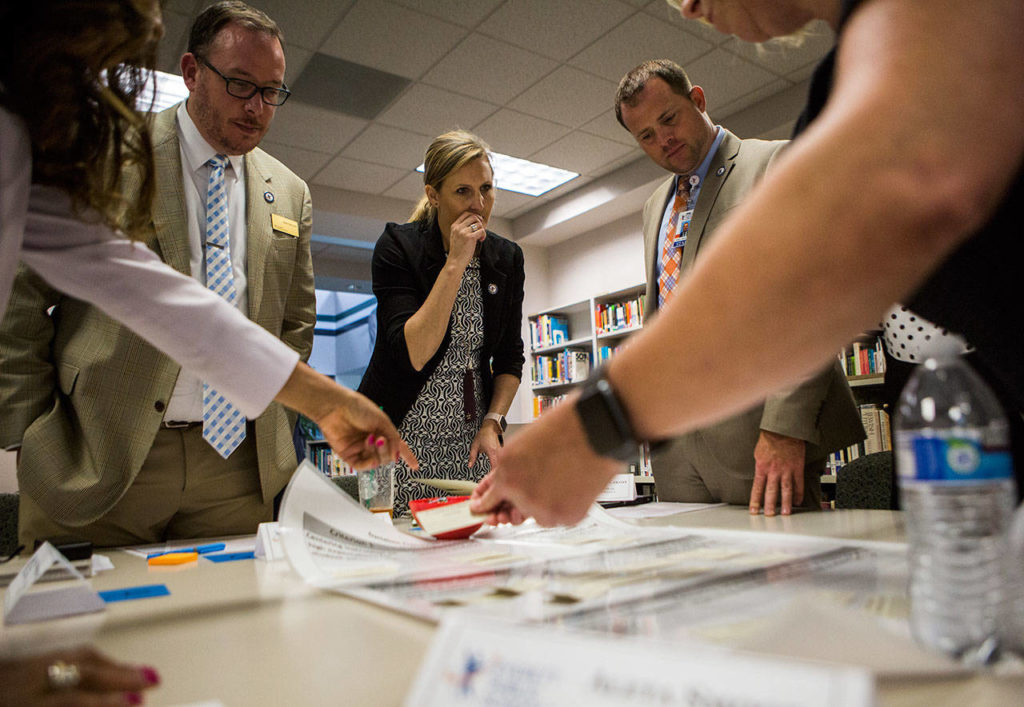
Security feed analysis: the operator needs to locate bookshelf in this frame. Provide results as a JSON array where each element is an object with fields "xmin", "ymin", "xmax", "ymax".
[
  {"xmin": 822, "ymin": 332, "xmax": 891, "ymax": 507},
  {"xmin": 527, "ymin": 284, "xmax": 653, "ymax": 490},
  {"xmin": 527, "ymin": 284, "xmax": 646, "ymax": 419},
  {"xmin": 298, "ymin": 416, "xmax": 355, "ymax": 478}
]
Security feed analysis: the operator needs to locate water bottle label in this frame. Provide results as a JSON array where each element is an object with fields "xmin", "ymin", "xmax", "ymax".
[{"xmin": 907, "ymin": 436, "xmax": 1013, "ymax": 481}]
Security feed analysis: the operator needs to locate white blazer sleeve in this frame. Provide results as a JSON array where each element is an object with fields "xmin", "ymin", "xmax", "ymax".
[{"xmin": 19, "ymin": 185, "xmax": 299, "ymax": 418}]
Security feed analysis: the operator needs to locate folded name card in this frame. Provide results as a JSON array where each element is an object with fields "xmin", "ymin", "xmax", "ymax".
[{"xmin": 3, "ymin": 542, "xmax": 105, "ymax": 625}]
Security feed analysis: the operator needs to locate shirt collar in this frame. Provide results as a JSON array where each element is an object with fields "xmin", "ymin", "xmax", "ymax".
[
  {"xmin": 675, "ymin": 125, "xmax": 723, "ymax": 192},
  {"xmin": 175, "ymin": 100, "xmax": 244, "ymax": 177}
]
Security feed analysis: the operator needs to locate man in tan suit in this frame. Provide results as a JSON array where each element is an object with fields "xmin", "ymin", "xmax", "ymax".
[
  {"xmin": 616, "ymin": 60, "xmax": 863, "ymax": 515},
  {"xmin": 0, "ymin": 1, "xmax": 315, "ymax": 546}
]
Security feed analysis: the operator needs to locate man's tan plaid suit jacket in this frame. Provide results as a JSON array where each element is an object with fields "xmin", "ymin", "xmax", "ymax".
[{"xmin": 0, "ymin": 104, "xmax": 315, "ymax": 525}]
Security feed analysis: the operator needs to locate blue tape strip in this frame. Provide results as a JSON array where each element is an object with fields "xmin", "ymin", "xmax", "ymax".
[
  {"xmin": 203, "ymin": 551, "xmax": 255, "ymax": 563},
  {"xmin": 99, "ymin": 584, "xmax": 170, "ymax": 603}
]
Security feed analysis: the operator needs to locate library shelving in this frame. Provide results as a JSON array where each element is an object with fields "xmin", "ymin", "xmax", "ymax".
[
  {"xmin": 822, "ymin": 332, "xmax": 891, "ymax": 507},
  {"xmin": 527, "ymin": 284, "xmax": 646, "ymax": 419},
  {"xmin": 527, "ymin": 284, "xmax": 653, "ymax": 494}
]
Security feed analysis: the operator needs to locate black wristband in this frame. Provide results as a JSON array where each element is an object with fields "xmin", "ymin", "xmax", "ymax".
[{"xmin": 575, "ymin": 367, "xmax": 642, "ymax": 462}]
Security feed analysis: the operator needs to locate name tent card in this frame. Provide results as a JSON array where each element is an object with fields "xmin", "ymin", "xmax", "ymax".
[
  {"xmin": 3, "ymin": 542, "xmax": 106, "ymax": 624},
  {"xmin": 406, "ymin": 615, "xmax": 874, "ymax": 707}
]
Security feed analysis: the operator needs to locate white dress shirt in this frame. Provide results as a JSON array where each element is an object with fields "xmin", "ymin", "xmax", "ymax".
[{"xmin": 165, "ymin": 101, "xmax": 251, "ymax": 422}]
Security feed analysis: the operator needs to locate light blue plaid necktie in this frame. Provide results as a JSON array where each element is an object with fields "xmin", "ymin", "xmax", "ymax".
[{"xmin": 202, "ymin": 154, "xmax": 246, "ymax": 458}]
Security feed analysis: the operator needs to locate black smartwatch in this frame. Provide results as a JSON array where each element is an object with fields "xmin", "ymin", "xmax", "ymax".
[{"xmin": 575, "ymin": 367, "xmax": 641, "ymax": 462}]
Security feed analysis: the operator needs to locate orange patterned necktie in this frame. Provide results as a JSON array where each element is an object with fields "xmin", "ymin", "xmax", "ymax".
[{"xmin": 657, "ymin": 178, "xmax": 692, "ymax": 308}]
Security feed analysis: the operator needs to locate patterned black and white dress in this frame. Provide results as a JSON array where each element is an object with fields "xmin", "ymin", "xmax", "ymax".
[{"xmin": 393, "ymin": 257, "xmax": 489, "ymax": 516}]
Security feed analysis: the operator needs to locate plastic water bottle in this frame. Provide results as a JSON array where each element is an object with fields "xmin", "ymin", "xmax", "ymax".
[
  {"xmin": 895, "ymin": 355, "xmax": 1018, "ymax": 664},
  {"xmin": 1005, "ymin": 501, "xmax": 1024, "ymax": 654}
]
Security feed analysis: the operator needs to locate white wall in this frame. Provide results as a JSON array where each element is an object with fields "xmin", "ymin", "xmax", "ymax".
[
  {"xmin": 512, "ymin": 212, "xmax": 646, "ymax": 422},
  {"xmin": 546, "ymin": 212, "xmax": 646, "ymax": 307}
]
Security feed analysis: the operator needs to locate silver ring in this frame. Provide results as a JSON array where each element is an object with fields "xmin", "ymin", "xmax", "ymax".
[
  {"xmin": 470, "ymin": 224, "xmax": 478, "ymax": 231},
  {"xmin": 47, "ymin": 660, "xmax": 81, "ymax": 690}
]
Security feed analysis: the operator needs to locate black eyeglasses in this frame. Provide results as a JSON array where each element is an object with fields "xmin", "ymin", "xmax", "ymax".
[{"xmin": 197, "ymin": 56, "xmax": 291, "ymax": 106}]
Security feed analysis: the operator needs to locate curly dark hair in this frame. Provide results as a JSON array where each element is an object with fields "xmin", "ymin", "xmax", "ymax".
[{"xmin": 0, "ymin": 0, "xmax": 160, "ymax": 237}]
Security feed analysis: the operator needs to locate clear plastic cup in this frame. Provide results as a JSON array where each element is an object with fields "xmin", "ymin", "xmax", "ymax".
[{"xmin": 357, "ymin": 463, "xmax": 395, "ymax": 518}]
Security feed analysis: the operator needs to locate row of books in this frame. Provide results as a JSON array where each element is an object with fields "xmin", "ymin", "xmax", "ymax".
[
  {"xmin": 533, "ymin": 393, "xmax": 568, "ymax": 418},
  {"xmin": 839, "ymin": 337, "xmax": 886, "ymax": 377},
  {"xmin": 529, "ymin": 314, "xmax": 570, "ymax": 350},
  {"xmin": 597, "ymin": 343, "xmax": 621, "ymax": 364},
  {"xmin": 826, "ymin": 404, "xmax": 892, "ymax": 474},
  {"xmin": 531, "ymin": 349, "xmax": 591, "ymax": 387},
  {"xmin": 305, "ymin": 440, "xmax": 354, "ymax": 478},
  {"xmin": 595, "ymin": 296, "xmax": 644, "ymax": 336}
]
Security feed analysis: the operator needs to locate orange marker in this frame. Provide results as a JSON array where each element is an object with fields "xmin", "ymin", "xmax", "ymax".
[{"xmin": 147, "ymin": 551, "xmax": 198, "ymax": 566}]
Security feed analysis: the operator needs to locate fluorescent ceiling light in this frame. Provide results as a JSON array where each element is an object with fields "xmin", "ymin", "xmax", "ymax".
[{"xmin": 417, "ymin": 152, "xmax": 578, "ymax": 197}]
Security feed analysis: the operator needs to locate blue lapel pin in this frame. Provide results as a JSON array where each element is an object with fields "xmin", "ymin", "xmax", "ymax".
[
  {"xmin": 715, "ymin": 166, "xmax": 726, "ymax": 177},
  {"xmin": 264, "ymin": 191, "xmax": 275, "ymax": 203}
]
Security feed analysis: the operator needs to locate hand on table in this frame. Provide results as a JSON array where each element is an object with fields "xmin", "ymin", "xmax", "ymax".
[
  {"xmin": 749, "ymin": 430, "xmax": 806, "ymax": 516},
  {"xmin": 0, "ymin": 646, "xmax": 160, "ymax": 706},
  {"xmin": 469, "ymin": 396, "xmax": 622, "ymax": 526}
]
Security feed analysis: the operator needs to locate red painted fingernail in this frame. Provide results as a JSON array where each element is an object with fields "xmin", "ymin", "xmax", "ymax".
[
  {"xmin": 366, "ymin": 434, "xmax": 375, "ymax": 445},
  {"xmin": 141, "ymin": 667, "xmax": 160, "ymax": 685},
  {"xmin": 375, "ymin": 437, "xmax": 386, "ymax": 447},
  {"xmin": 126, "ymin": 692, "xmax": 143, "ymax": 705}
]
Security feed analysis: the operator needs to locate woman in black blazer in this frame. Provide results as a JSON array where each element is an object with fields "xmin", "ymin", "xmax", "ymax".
[{"xmin": 359, "ymin": 130, "xmax": 525, "ymax": 515}]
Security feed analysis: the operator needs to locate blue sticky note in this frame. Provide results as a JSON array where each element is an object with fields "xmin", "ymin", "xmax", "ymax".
[
  {"xmin": 99, "ymin": 584, "xmax": 170, "ymax": 603},
  {"xmin": 203, "ymin": 551, "xmax": 255, "ymax": 563}
]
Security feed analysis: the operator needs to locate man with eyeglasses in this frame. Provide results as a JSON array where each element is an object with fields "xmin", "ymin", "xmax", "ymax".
[{"xmin": 0, "ymin": 1, "xmax": 317, "ymax": 547}]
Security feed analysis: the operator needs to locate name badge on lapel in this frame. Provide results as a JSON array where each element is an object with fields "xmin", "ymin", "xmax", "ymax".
[{"xmin": 271, "ymin": 213, "xmax": 299, "ymax": 237}]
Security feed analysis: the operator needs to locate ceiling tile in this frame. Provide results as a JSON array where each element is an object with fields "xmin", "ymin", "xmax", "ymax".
[
  {"xmin": 529, "ymin": 131, "xmax": 636, "ymax": 177},
  {"xmin": 787, "ymin": 61, "xmax": 821, "ymax": 84},
  {"xmin": 165, "ymin": 0, "xmax": 200, "ymax": 14},
  {"xmin": 342, "ymin": 124, "xmax": 432, "ymax": 170},
  {"xmin": 318, "ymin": 0, "xmax": 466, "ymax": 79},
  {"xmin": 491, "ymin": 190, "xmax": 537, "ymax": 218},
  {"xmin": 471, "ymin": 109, "xmax": 571, "ymax": 158},
  {"xmin": 509, "ymin": 66, "xmax": 619, "ymax": 128},
  {"xmin": 382, "ymin": 172, "xmax": 427, "ymax": 204},
  {"xmin": 478, "ymin": 0, "xmax": 635, "ymax": 62},
  {"xmin": 568, "ymin": 12, "xmax": 713, "ymax": 83},
  {"xmin": 246, "ymin": 0, "xmax": 356, "ymax": 51},
  {"xmin": 716, "ymin": 78, "xmax": 792, "ymax": 123},
  {"xmin": 284, "ymin": 47, "xmax": 313, "ymax": 85},
  {"xmin": 289, "ymin": 54, "xmax": 411, "ymax": 120},
  {"xmin": 579, "ymin": 110, "xmax": 636, "ymax": 146},
  {"xmin": 265, "ymin": 102, "xmax": 367, "ymax": 153},
  {"xmin": 720, "ymin": 20, "xmax": 834, "ymax": 77},
  {"xmin": 643, "ymin": 0, "xmax": 728, "ymax": 46},
  {"xmin": 376, "ymin": 84, "xmax": 499, "ymax": 138},
  {"xmin": 156, "ymin": 10, "xmax": 192, "ymax": 74},
  {"xmin": 315, "ymin": 156, "xmax": 409, "ymax": 194},
  {"xmin": 682, "ymin": 48, "xmax": 780, "ymax": 115},
  {"xmin": 421, "ymin": 34, "xmax": 558, "ymax": 106},
  {"xmin": 258, "ymin": 140, "xmax": 333, "ymax": 182},
  {"xmin": 389, "ymin": 0, "xmax": 504, "ymax": 27}
]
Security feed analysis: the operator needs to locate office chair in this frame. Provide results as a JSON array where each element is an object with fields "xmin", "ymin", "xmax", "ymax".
[
  {"xmin": 0, "ymin": 493, "xmax": 19, "ymax": 557},
  {"xmin": 835, "ymin": 451, "xmax": 894, "ymax": 509}
]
